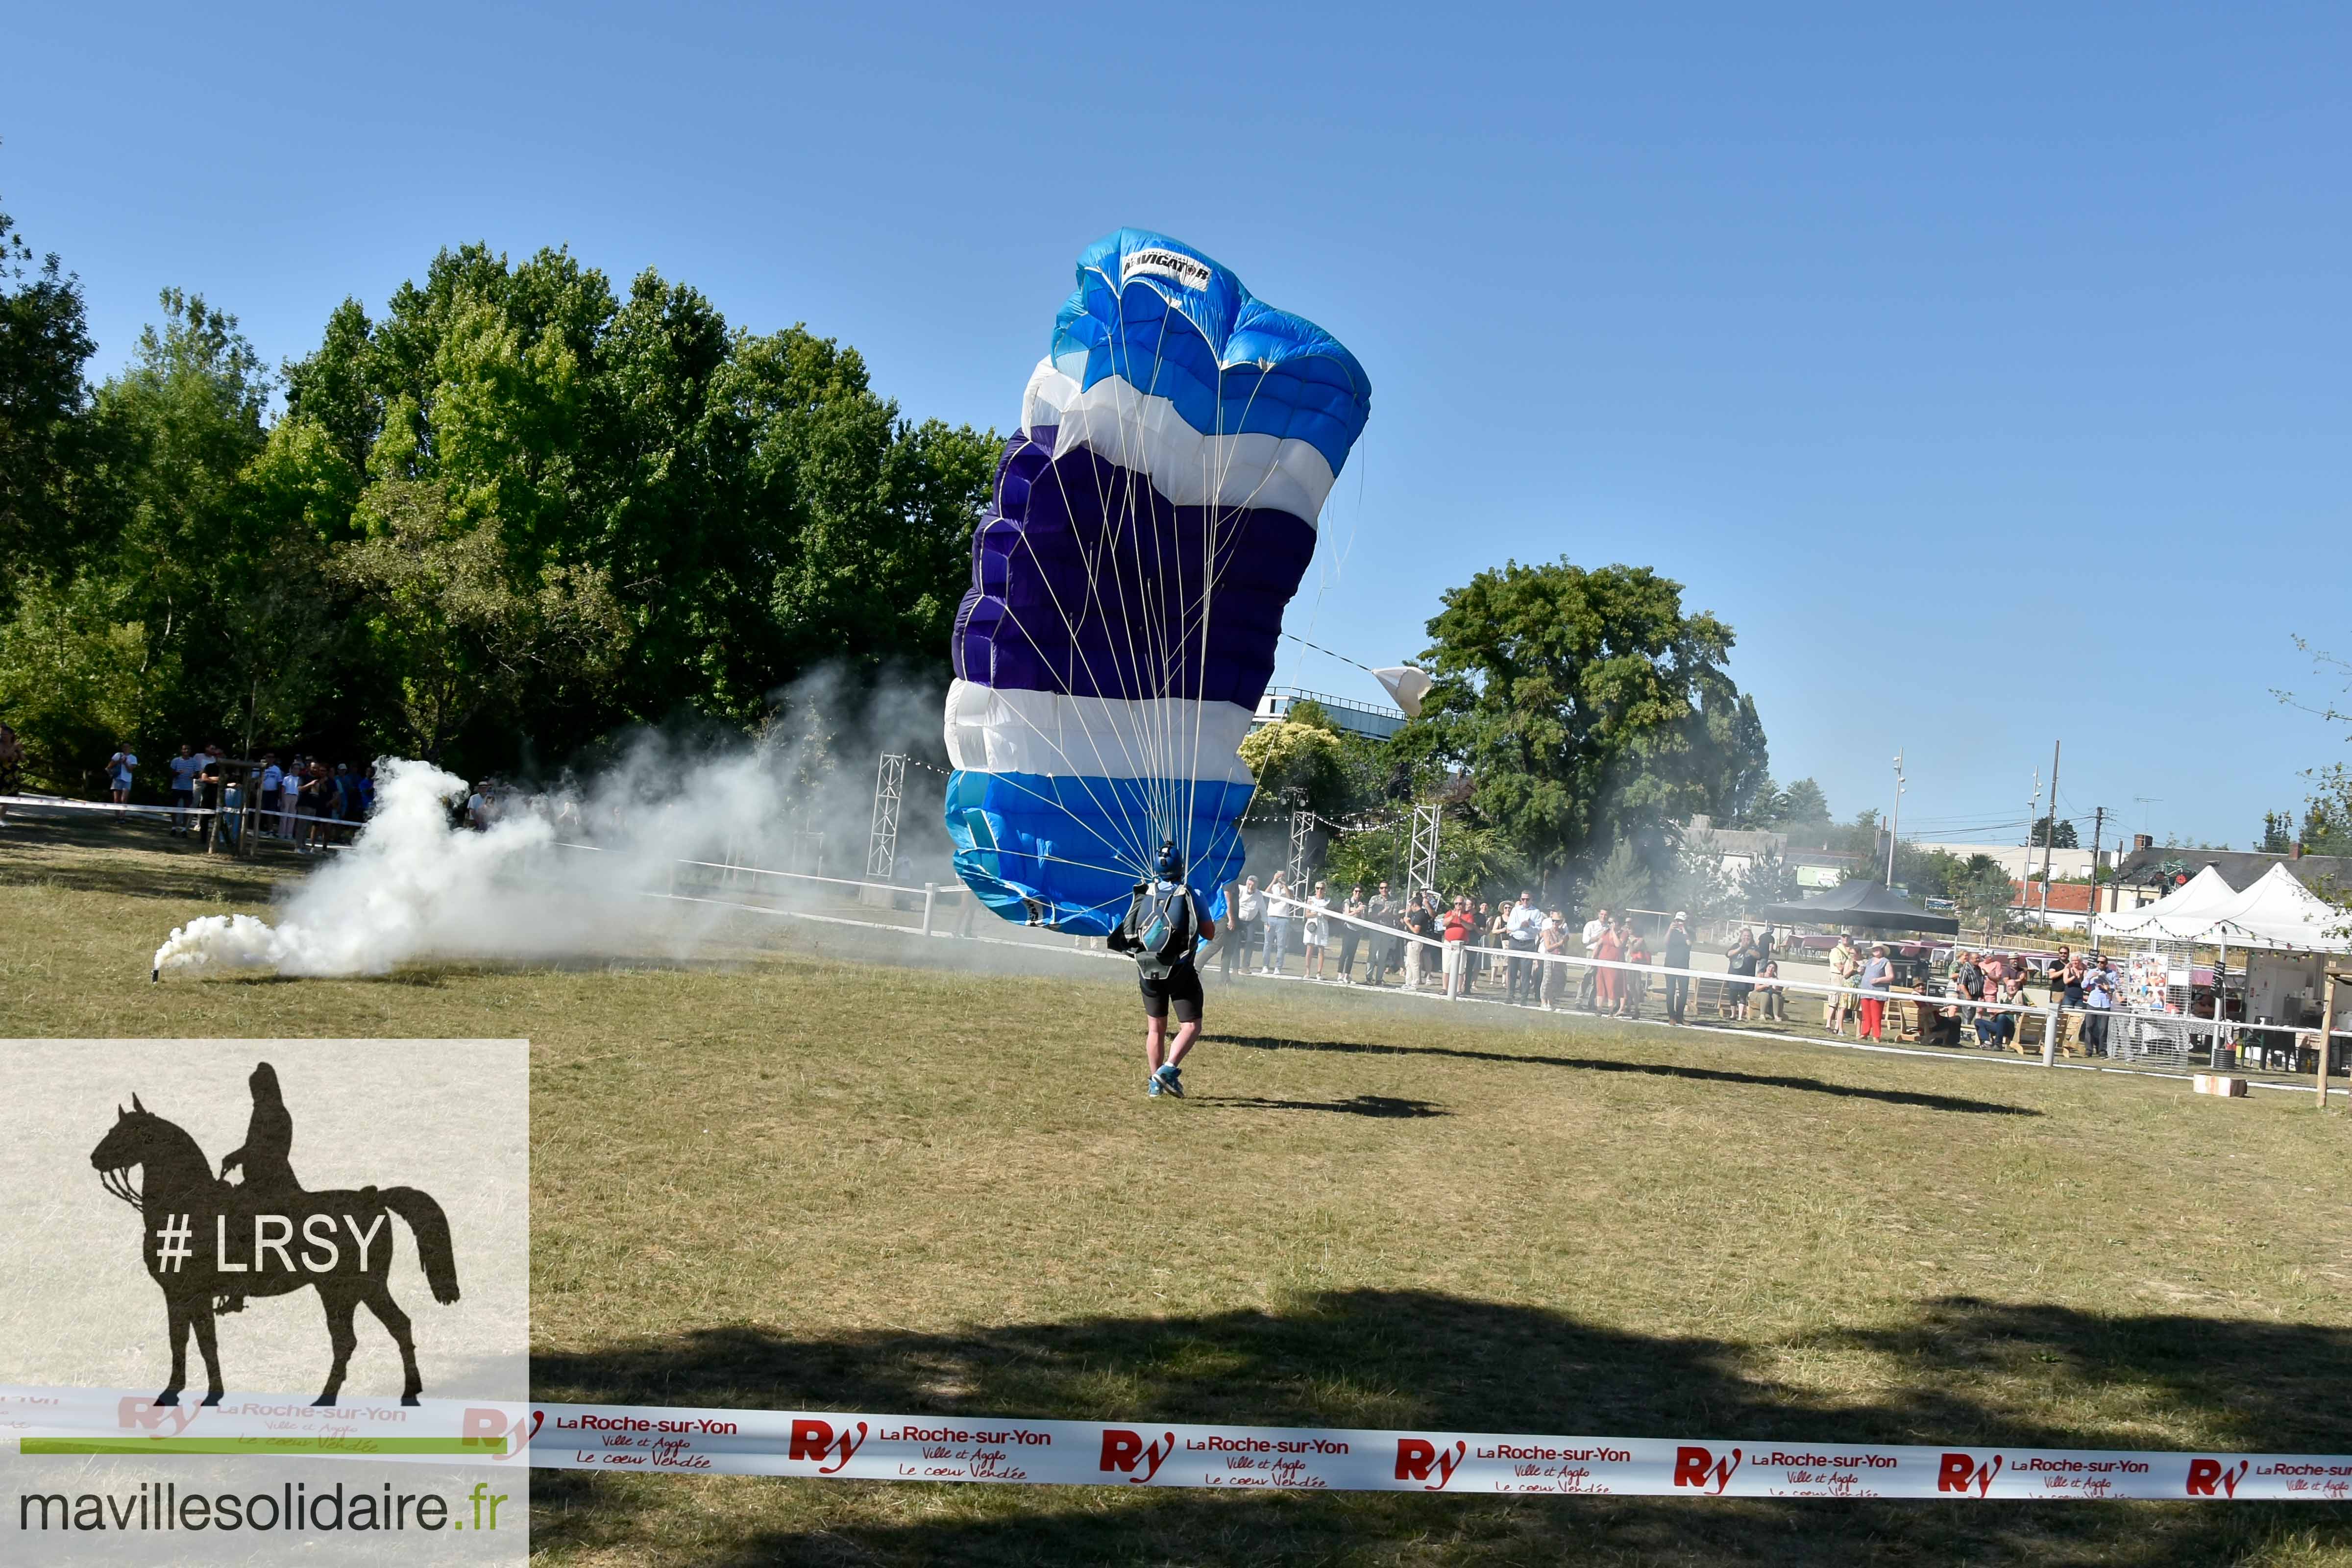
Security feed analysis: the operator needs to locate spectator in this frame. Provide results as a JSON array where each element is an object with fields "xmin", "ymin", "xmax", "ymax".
[
  {"xmin": 1825, "ymin": 932, "xmax": 1860, "ymax": 1035},
  {"xmin": 1223, "ymin": 875, "xmax": 1260, "ymax": 980},
  {"xmin": 2058, "ymin": 951, "xmax": 2087, "ymax": 1051},
  {"xmin": 1404, "ymin": 892, "xmax": 1438, "ymax": 991},
  {"xmin": 1858, "ymin": 944, "xmax": 1894, "ymax": 1041},
  {"xmin": 1337, "ymin": 884, "xmax": 1366, "ymax": 983},
  {"xmin": 1302, "ymin": 880, "xmax": 1332, "ymax": 980},
  {"xmin": 1953, "ymin": 948, "xmax": 1986, "ymax": 1037},
  {"xmin": 257, "ymin": 753, "xmax": 283, "ymax": 836},
  {"xmin": 1442, "ymin": 895, "xmax": 1475, "ymax": 999},
  {"xmin": 1754, "ymin": 956, "xmax": 1783, "ymax": 1021},
  {"xmin": 1577, "ymin": 907, "xmax": 1610, "ymax": 1009},
  {"xmin": 1662, "ymin": 911, "xmax": 1694, "ymax": 1024},
  {"xmin": 167, "ymin": 744, "xmax": 204, "ymax": 833},
  {"xmin": 1361, "ymin": 882, "xmax": 1397, "ymax": 983},
  {"xmin": 1620, "ymin": 929, "xmax": 1653, "ymax": 1019},
  {"xmin": 299, "ymin": 760, "xmax": 332, "ymax": 854},
  {"xmin": 1539, "ymin": 907, "xmax": 1569, "ymax": 1008},
  {"xmin": 1504, "ymin": 891, "xmax": 1542, "ymax": 1004},
  {"xmin": 356, "ymin": 761, "xmax": 375, "ymax": 819},
  {"xmin": 1258, "ymin": 873, "xmax": 1293, "ymax": 974},
  {"xmin": 1755, "ymin": 923, "xmax": 1775, "ymax": 978},
  {"xmin": 1722, "ymin": 929, "xmax": 1758, "ymax": 1020},
  {"xmin": 2082, "ymin": 956, "xmax": 2116, "ymax": 1055},
  {"xmin": 1592, "ymin": 914, "xmax": 1625, "ymax": 1013},
  {"xmin": 106, "ymin": 741, "xmax": 138, "ymax": 805}
]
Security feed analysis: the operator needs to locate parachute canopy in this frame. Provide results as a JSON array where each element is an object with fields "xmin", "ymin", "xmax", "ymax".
[{"xmin": 944, "ymin": 230, "xmax": 1372, "ymax": 932}]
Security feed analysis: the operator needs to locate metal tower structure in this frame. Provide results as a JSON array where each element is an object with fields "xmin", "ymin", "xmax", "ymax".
[
  {"xmin": 867, "ymin": 752, "xmax": 906, "ymax": 881},
  {"xmin": 1406, "ymin": 803, "xmax": 1441, "ymax": 900},
  {"xmin": 1287, "ymin": 806, "xmax": 1314, "ymax": 889}
]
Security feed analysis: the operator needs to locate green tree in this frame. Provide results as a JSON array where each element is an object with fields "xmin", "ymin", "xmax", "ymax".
[
  {"xmin": 330, "ymin": 478, "xmax": 626, "ymax": 761},
  {"xmin": 1780, "ymin": 777, "xmax": 1831, "ymax": 828},
  {"xmin": 2031, "ymin": 814, "xmax": 2079, "ymax": 849},
  {"xmin": 1404, "ymin": 558, "xmax": 1767, "ymax": 895},
  {"xmin": 0, "ymin": 181, "xmax": 98, "ymax": 598},
  {"xmin": 1587, "ymin": 838, "xmax": 1658, "ymax": 913},
  {"xmin": 2259, "ymin": 810, "xmax": 2295, "ymax": 854},
  {"xmin": 1736, "ymin": 847, "xmax": 1801, "ymax": 911},
  {"xmin": 1953, "ymin": 854, "xmax": 2017, "ymax": 936},
  {"xmin": 1238, "ymin": 717, "xmax": 1348, "ymax": 814}
]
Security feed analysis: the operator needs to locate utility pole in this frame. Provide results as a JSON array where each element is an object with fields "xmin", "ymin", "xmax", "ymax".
[
  {"xmin": 2038, "ymin": 739, "xmax": 2061, "ymax": 924},
  {"xmin": 1884, "ymin": 750, "xmax": 1906, "ymax": 885},
  {"xmin": 2025, "ymin": 767, "xmax": 2041, "ymax": 923},
  {"xmin": 2084, "ymin": 804, "xmax": 2106, "ymax": 953}
]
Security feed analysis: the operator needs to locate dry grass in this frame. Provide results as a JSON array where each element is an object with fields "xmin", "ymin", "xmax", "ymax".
[{"xmin": 6, "ymin": 815, "xmax": 2352, "ymax": 1565}]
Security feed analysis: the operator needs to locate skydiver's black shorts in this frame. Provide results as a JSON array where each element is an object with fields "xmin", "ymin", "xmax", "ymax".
[{"xmin": 1139, "ymin": 962, "xmax": 1204, "ymax": 1023}]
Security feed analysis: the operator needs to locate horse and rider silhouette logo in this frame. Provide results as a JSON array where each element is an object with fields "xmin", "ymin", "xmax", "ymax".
[{"xmin": 87, "ymin": 1061, "xmax": 461, "ymax": 1409}]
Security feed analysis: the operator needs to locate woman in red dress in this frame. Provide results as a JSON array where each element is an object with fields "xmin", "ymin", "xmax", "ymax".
[{"xmin": 1592, "ymin": 915, "xmax": 1625, "ymax": 1011}]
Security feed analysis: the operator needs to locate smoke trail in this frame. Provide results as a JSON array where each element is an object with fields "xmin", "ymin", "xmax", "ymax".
[{"xmin": 152, "ymin": 672, "xmax": 949, "ymax": 980}]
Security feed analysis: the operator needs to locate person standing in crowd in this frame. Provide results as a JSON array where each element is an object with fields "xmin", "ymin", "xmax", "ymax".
[
  {"xmin": 256, "ymin": 753, "xmax": 282, "ymax": 836},
  {"xmin": 1755, "ymin": 923, "xmax": 1775, "ymax": 980},
  {"xmin": 1441, "ymin": 895, "xmax": 1475, "ymax": 999},
  {"xmin": 1337, "ymin": 884, "xmax": 1367, "ymax": 983},
  {"xmin": 1857, "ymin": 943, "xmax": 1894, "ymax": 1041},
  {"xmin": 1722, "ymin": 928, "xmax": 1758, "ymax": 1020},
  {"xmin": 1538, "ymin": 907, "xmax": 1569, "ymax": 1008},
  {"xmin": 1662, "ymin": 911, "xmax": 1694, "ymax": 1024},
  {"xmin": 1995, "ymin": 966, "xmax": 2028, "ymax": 1049},
  {"xmin": 167, "ymin": 744, "xmax": 203, "ymax": 833},
  {"xmin": 106, "ymin": 741, "xmax": 138, "ymax": 806},
  {"xmin": 1953, "ymin": 948, "xmax": 1985, "ymax": 1037},
  {"xmin": 1619, "ymin": 927, "xmax": 1652, "ymax": 1018},
  {"xmin": 1404, "ymin": 892, "xmax": 1437, "ymax": 991},
  {"xmin": 1503, "ymin": 891, "xmax": 1542, "ymax": 1004},
  {"xmin": 2082, "ymin": 955, "xmax": 2116, "ymax": 1055},
  {"xmin": 2058, "ymin": 950, "xmax": 2087, "ymax": 1051},
  {"xmin": 1258, "ymin": 873, "xmax": 1292, "ymax": 974},
  {"xmin": 1815, "ymin": 940, "xmax": 1853, "ymax": 1034},
  {"xmin": 1592, "ymin": 913, "xmax": 1625, "ymax": 1014},
  {"xmin": 1577, "ymin": 906, "xmax": 1610, "ymax": 1010},
  {"xmin": 1226, "ymin": 875, "xmax": 1262, "ymax": 980},
  {"xmin": 1365, "ymin": 882, "xmax": 1402, "ymax": 984},
  {"xmin": 356, "ymin": 760, "xmax": 375, "ymax": 819},
  {"xmin": 1302, "ymin": 879, "xmax": 1332, "ymax": 980}
]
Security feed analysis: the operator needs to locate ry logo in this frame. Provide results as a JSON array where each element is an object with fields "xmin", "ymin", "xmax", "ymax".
[
  {"xmin": 1937, "ymin": 1452, "xmax": 2004, "ymax": 1496},
  {"xmin": 1394, "ymin": 1438, "xmax": 1467, "ymax": 1491},
  {"xmin": 787, "ymin": 1419, "xmax": 869, "ymax": 1474},
  {"xmin": 1671, "ymin": 1445, "xmax": 1742, "ymax": 1495},
  {"xmin": 116, "ymin": 1396, "xmax": 196, "ymax": 1437},
  {"xmin": 2186, "ymin": 1459, "xmax": 2250, "ymax": 1498},
  {"xmin": 1099, "ymin": 1428, "xmax": 1176, "ymax": 1484}
]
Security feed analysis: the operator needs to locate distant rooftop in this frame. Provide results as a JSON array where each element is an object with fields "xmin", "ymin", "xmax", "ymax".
[{"xmin": 1252, "ymin": 686, "xmax": 1407, "ymax": 741}]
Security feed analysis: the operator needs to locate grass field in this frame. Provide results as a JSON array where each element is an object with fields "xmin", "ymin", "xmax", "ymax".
[{"xmin": 7, "ymin": 815, "xmax": 2352, "ymax": 1565}]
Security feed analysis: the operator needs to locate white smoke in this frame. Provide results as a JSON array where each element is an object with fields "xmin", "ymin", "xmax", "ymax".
[{"xmin": 153, "ymin": 674, "xmax": 947, "ymax": 980}]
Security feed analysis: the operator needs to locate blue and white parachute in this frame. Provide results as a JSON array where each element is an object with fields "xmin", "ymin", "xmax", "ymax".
[{"xmin": 944, "ymin": 231, "xmax": 1372, "ymax": 932}]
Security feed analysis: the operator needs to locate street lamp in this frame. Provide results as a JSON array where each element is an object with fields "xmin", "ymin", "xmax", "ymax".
[{"xmin": 1885, "ymin": 750, "xmax": 1906, "ymax": 885}]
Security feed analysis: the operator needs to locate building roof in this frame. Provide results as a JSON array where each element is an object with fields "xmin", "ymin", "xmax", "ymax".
[{"xmin": 2111, "ymin": 846, "xmax": 2352, "ymax": 895}]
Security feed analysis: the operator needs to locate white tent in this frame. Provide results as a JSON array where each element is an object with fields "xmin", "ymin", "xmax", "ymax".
[
  {"xmin": 2098, "ymin": 864, "xmax": 2240, "ymax": 940},
  {"xmin": 2201, "ymin": 864, "xmax": 2352, "ymax": 954}
]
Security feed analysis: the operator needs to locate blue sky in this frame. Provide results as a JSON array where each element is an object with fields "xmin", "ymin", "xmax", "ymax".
[{"xmin": 6, "ymin": 1, "xmax": 2345, "ymax": 849}]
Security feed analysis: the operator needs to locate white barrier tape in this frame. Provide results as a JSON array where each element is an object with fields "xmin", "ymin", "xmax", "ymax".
[{"xmin": 9, "ymin": 1388, "xmax": 2347, "ymax": 1500}]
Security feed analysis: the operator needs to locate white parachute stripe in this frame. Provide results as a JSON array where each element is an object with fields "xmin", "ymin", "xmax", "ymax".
[
  {"xmin": 1021, "ymin": 360, "xmax": 1335, "ymax": 523},
  {"xmin": 944, "ymin": 679, "xmax": 1256, "ymax": 787}
]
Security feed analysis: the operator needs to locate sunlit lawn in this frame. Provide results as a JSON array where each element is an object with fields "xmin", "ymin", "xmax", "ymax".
[{"xmin": 6, "ymin": 815, "xmax": 2350, "ymax": 1565}]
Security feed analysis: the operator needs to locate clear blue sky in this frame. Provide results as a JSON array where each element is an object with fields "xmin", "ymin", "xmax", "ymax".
[{"xmin": 7, "ymin": 2, "xmax": 2346, "ymax": 850}]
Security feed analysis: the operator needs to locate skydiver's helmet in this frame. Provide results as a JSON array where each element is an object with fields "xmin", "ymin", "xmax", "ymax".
[{"xmin": 1154, "ymin": 841, "xmax": 1185, "ymax": 883}]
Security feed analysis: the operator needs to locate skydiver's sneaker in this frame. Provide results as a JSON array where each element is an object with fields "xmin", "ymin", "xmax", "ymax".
[
  {"xmin": 1154, "ymin": 1063, "xmax": 1184, "ymax": 1099},
  {"xmin": 1146, "ymin": 1074, "xmax": 1162, "ymax": 1097}
]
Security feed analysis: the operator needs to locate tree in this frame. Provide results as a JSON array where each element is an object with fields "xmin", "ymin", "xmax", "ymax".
[
  {"xmin": 1780, "ymin": 777, "xmax": 1831, "ymax": 828},
  {"xmin": 1953, "ymin": 854, "xmax": 2016, "ymax": 936},
  {"xmin": 1736, "ymin": 847, "xmax": 1802, "ymax": 911},
  {"xmin": 1404, "ymin": 558, "xmax": 1767, "ymax": 895},
  {"xmin": 2031, "ymin": 814, "xmax": 2079, "ymax": 849},
  {"xmin": 1586, "ymin": 839, "xmax": 1657, "ymax": 914},
  {"xmin": 2259, "ymin": 810, "xmax": 2295, "ymax": 854},
  {"xmin": 1238, "ymin": 716, "xmax": 1347, "ymax": 815},
  {"xmin": 0, "ymin": 177, "xmax": 98, "ymax": 599},
  {"xmin": 330, "ymin": 479, "xmax": 625, "ymax": 760}
]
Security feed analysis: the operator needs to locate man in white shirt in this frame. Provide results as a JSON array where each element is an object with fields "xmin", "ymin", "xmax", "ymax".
[
  {"xmin": 1577, "ymin": 907, "xmax": 1610, "ymax": 1010},
  {"xmin": 167, "ymin": 745, "xmax": 204, "ymax": 834},
  {"xmin": 107, "ymin": 744, "xmax": 138, "ymax": 805},
  {"xmin": 1504, "ymin": 892, "xmax": 1543, "ymax": 1004}
]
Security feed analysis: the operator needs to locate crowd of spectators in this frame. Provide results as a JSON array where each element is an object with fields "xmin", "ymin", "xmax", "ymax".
[{"xmin": 88, "ymin": 742, "xmax": 378, "ymax": 853}]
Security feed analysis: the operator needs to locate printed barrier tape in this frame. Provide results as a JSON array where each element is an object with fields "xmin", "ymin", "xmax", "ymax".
[{"xmin": 8, "ymin": 1388, "xmax": 2349, "ymax": 1501}]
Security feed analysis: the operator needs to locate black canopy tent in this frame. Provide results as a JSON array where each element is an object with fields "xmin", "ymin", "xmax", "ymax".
[{"xmin": 1758, "ymin": 881, "xmax": 1960, "ymax": 936}]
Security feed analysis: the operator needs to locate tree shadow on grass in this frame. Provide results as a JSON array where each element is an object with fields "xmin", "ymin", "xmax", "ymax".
[
  {"xmin": 1194, "ymin": 1093, "xmax": 1449, "ymax": 1119},
  {"xmin": 531, "ymin": 1291, "xmax": 2352, "ymax": 1567},
  {"xmin": 1215, "ymin": 1035, "xmax": 2039, "ymax": 1117}
]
